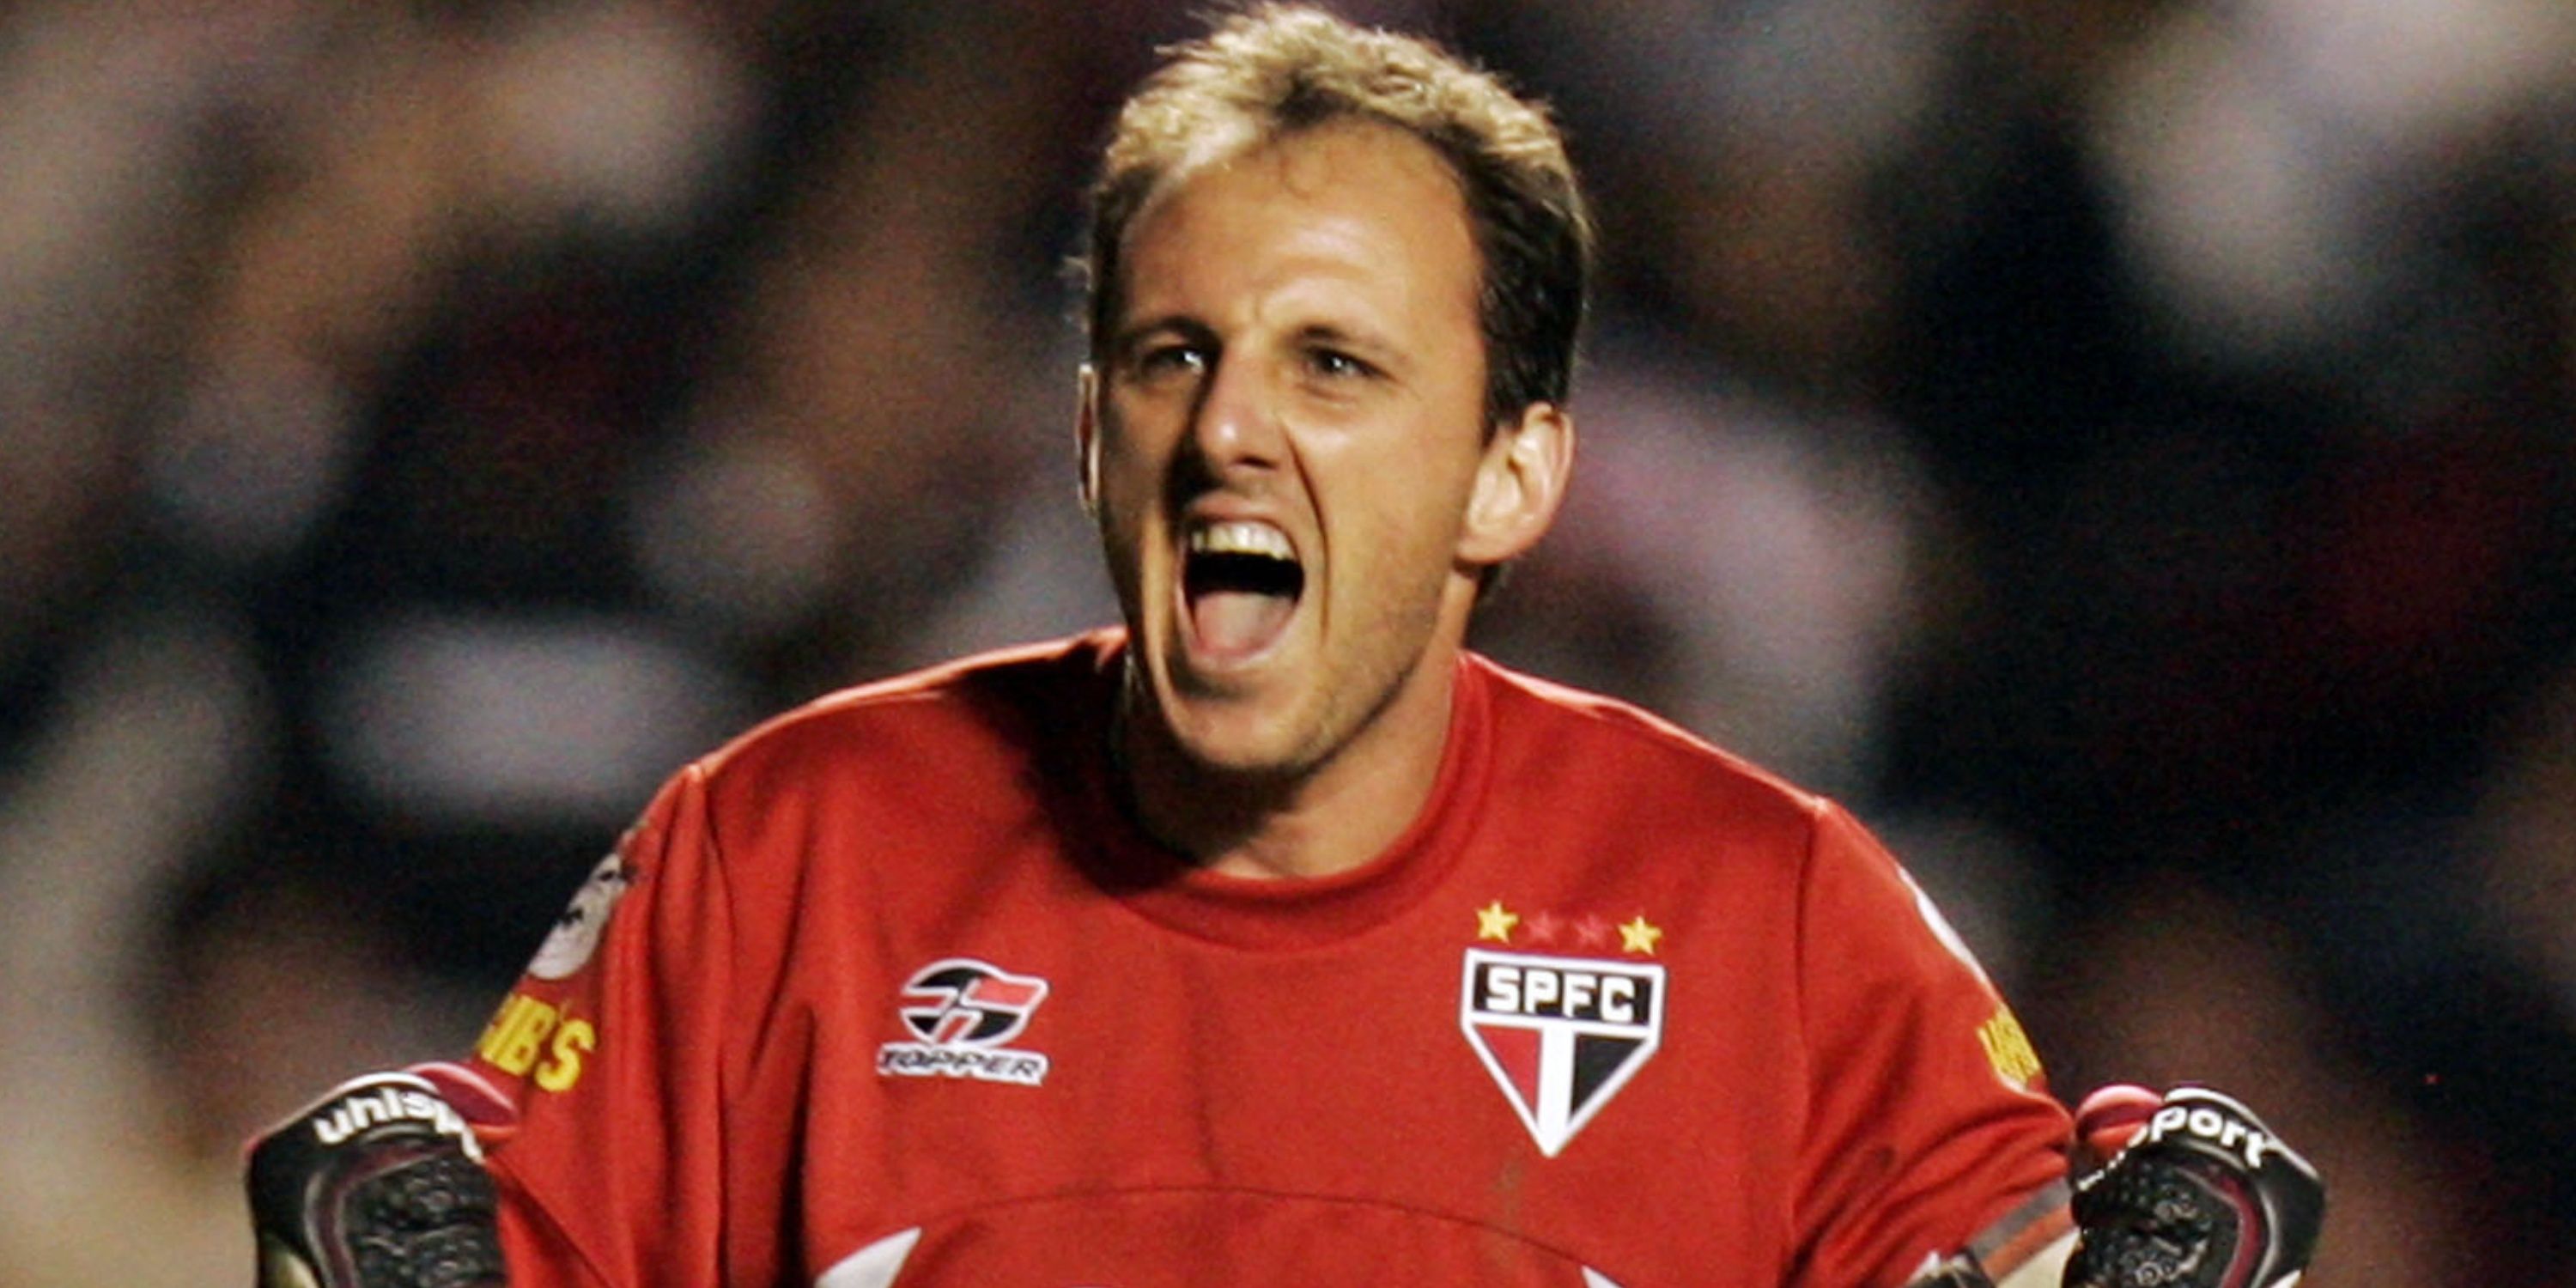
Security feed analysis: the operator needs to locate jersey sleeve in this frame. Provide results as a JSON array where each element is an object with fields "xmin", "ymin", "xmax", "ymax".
[
  {"xmin": 460, "ymin": 762, "xmax": 743, "ymax": 1288},
  {"xmin": 1786, "ymin": 802, "xmax": 2073, "ymax": 1288}
]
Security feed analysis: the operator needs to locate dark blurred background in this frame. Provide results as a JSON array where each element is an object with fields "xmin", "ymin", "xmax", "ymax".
[{"xmin": 3, "ymin": 1, "xmax": 2572, "ymax": 1282}]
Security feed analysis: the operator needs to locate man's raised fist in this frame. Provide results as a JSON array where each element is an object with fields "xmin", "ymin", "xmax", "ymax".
[
  {"xmin": 2065, "ymin": 1085, "xmax": 2324, "ymax": 1288},
  {"xmin": 246, "ymin": 1069, "xmax": 507, "ymax": 1288}
]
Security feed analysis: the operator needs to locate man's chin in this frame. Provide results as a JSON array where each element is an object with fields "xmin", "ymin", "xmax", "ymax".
[
  {"xmin": 1164, "ymin": 721, "xmax": 1315, "ymax": 785},
  {"xmin": 1132, "ymin": 695, "xmax": 1316, "ymax": 787}
]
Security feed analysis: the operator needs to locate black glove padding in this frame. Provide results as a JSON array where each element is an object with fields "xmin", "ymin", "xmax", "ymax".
[
  {"xmin": 2066, "ymin": 1086, "xmax": 2323, "ymax": 1288},
  {"xmin": 246, "ymin": 1070, "xmax": 508, "ymax": 1288}
]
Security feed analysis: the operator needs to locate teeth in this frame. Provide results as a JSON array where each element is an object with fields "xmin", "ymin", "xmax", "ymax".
[{"xmin": 1188, "ymin": 521, "xmax": 1295, "ymax": 562}]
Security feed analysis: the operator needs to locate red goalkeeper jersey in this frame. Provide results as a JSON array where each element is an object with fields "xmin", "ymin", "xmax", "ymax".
[{"xmin": 463, "ymin": 631, "xmax": 2069, "ymax": 1287}]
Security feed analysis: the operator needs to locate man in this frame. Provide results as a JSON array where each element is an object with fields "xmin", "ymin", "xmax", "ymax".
[{"xmin": 246, "ymin": 7, "xmax": 2320, "ymax": 1287}]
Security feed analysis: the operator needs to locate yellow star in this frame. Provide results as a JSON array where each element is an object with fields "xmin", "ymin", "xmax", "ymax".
[
  {"xmin": 1475, "ymin": 900, "xmax": 1520, "ymax": 943},
  {"xmin": 1619, "ymin": 914, "xmax": 1663, "ymax": 956}
]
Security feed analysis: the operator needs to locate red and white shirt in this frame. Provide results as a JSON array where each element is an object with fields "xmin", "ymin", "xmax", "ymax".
[{"xmin": 465, "ymin": 631, "xmax": 2070, "ymax": 1287}]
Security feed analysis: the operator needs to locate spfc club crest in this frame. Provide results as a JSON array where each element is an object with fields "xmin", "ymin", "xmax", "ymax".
[{"xmin": 1460, "ymin": 948, "xmax": 1666, "ymax": 1157}]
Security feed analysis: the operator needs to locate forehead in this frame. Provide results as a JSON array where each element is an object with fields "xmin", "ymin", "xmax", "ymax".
[{"xmin": 1116, "ymin": 120, "xmax": 1479, "ymax": 321}]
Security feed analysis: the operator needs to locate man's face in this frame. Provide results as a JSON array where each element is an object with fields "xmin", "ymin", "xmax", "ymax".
[{"xmin": 1084, "ymin": 122, "xmax": 1522, "ymax": 779}]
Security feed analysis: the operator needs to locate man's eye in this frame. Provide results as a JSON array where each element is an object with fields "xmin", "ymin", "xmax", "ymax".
[
  {"xmin": 1307, "ymin": 349, "xmax": 1376, "ymax": 380},
  {"xmin": 1133, "ymin": 344, "xmax": 1209, "ymax": 379}
]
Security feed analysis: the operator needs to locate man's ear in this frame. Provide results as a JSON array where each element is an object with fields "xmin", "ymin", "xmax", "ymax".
[
  {"xmin": 1075, "ymin": 362, "xmax": 1102, "ymax": 516},
  {"xmin": 1457, "ymin": 401, "xmax": 1574, "ymax": 568}
]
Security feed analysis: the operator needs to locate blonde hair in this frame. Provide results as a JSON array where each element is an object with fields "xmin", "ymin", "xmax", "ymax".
[{"xmin": 1081, "ymin": 3, "xmax": 1593, "ymax": 423}]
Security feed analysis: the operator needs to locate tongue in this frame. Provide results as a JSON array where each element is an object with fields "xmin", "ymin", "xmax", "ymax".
[{"xmin": 1192, "ymin": 590, "xmax": 1294, "ymax": 658}]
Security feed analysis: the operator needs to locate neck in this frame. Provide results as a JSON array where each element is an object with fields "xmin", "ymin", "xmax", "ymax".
[{"xmin": 1114, "ymin": 658, "xmax": 1459, "ymax": 881}]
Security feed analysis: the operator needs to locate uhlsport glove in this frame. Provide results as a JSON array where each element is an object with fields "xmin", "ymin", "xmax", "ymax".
[
  {"xmin": 2065, "ymin": 1085, "xmax": 2324, "ymax": 1288},
  {"xmin": 246, "ymin": 1069, "xmax": 507, "ymax": 1288}
]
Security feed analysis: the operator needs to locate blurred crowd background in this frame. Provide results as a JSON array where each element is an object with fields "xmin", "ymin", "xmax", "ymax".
[{"xmin": 3, "ymin": 0, "xmax": 2573, "ymax": 1283}]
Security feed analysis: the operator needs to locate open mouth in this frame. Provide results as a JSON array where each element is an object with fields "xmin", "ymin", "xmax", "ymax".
[{"xmin": 1183, "ymin": 520, "xmax": 1305, "ymax": 660}]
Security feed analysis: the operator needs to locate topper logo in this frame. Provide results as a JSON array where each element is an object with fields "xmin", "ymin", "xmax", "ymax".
[
  {"xmin": 2144, "ymin": 1099, "xmax": 2275, "ymax": 1170},
  {"xmin": 878, "ymin": 958, "xmax": 1054, "ymax": 1087}
]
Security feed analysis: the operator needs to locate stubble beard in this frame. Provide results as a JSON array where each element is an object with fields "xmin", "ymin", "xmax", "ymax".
[{"xmin": 1113, "ymin": 593, "xmax": 1442, "ymax": 864}]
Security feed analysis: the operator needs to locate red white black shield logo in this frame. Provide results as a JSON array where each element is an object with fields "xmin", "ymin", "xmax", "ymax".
[{"xmin": 1460, "ymin": 949, "xmax": 1666, "ymax": 1157}]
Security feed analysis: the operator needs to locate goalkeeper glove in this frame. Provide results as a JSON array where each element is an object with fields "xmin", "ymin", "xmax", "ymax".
[
  {"xmin": 2065, "ymin": 1085, "xmax": 2324, "ymax": 1288},
  {"xmin": 246, "ymin": 1068, "xmax": 508, "ymax": 1288}
]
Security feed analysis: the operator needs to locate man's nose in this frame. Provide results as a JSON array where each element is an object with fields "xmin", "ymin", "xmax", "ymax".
[{"xmin": 1185, "ymin": 353, "xmax": 1285, "ymax": 477}]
